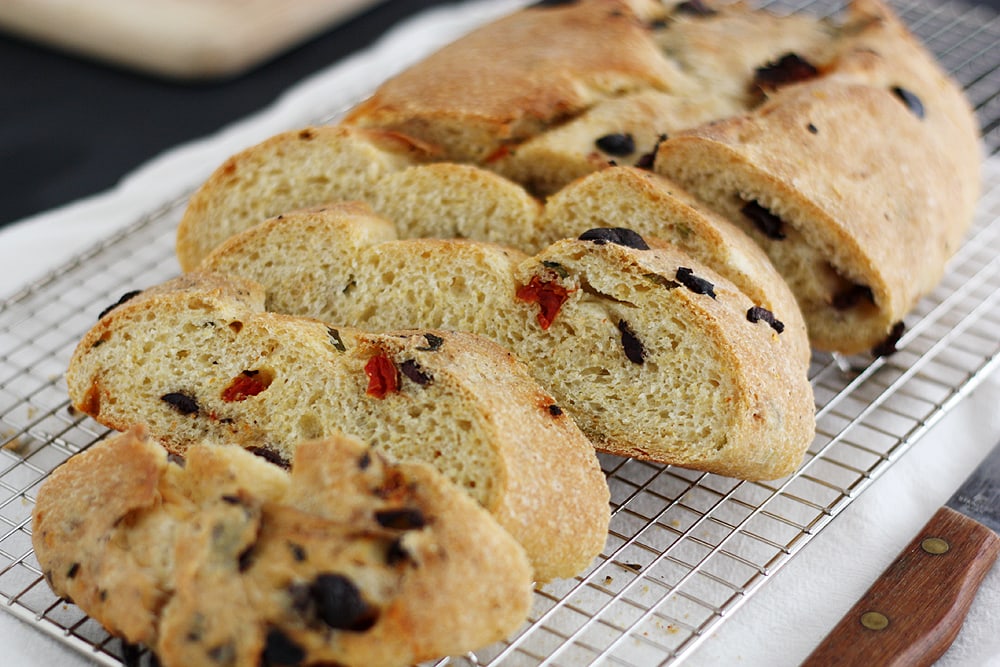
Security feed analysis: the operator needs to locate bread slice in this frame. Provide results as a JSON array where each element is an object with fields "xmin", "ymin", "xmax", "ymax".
[
  {"xmin": 201, "ymin": 204, "xmax": 815, "ymax": 480},
  {"xmin": 176, "ymin": 125, "xmax": 433, "ymax": 271},
  {"xmin": 65, "ymin": 272, "xmax": 610, "ymax": 582},
  {"xmin": 538, "ymin": 166, "xmax": 810, "ymax": 366},
  {"xmin": 175, "ymin": 125, "xmax": 547, "ymax": 271},
  {"xmin": 654, "ymin": 0, "xmax": 981, "ymax": 354},
  {"xmin": 32, "ymin": 426, "xmax": 534, "ymax": 667}
]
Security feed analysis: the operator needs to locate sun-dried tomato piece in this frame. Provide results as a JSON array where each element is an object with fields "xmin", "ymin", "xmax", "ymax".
[
  {"xmin": 221, "ymin": 370, "xmax": 270, "ymax": 402},
  {"xmin": 365, "ymin": 355, "xmax": 399, "ymax": 398},
  {"xmin": 516, "ymin": 276, "xmax": 572, "ymax": 329}
]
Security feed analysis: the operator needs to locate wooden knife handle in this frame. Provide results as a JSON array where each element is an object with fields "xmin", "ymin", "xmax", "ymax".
[{"xmin": 802, "ymin": 506, "xmax": 1000, "ymax": 667}]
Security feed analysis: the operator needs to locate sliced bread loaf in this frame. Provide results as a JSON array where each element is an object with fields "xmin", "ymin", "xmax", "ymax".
[
  {"xmin": 65, "ymin": 272, "xmax": 610, "ymax": 582},
  {"xmin": 201, "ymin": 204, "xmax": 815, "ymax": 480}
]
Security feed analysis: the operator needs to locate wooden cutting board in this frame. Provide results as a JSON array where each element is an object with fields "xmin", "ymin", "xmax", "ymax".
[{"xmin": 0, "ymin": 0, "xmax": 384, "ymax": 80}]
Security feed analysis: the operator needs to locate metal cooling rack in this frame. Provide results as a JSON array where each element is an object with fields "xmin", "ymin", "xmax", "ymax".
[{"xmin": 2, "ymin": 0, "xmax": 1000, "ymax": 665}]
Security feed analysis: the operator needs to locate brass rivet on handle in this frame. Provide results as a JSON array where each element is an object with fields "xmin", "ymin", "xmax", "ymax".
[
  {"xmin": 921, "ymin": 537, "xmax": 950, "ymax": 555},
  {"xmin": 860, "ymin": 611, "xmax": 890, "ymax": 631}
]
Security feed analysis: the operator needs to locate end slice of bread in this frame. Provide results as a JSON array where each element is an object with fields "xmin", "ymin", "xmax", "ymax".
[{"xmin": 32, "ymin": 426, "xmax": 534, "ymax": 667}]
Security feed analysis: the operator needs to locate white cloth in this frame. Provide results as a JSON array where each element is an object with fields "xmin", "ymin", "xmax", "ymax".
[{"xmin": 1, "ymin": 1, "xmax": 998, "ymax": 665}]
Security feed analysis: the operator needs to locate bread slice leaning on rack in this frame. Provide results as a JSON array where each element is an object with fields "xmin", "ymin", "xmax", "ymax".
[
  {"xmin": 200, "ymin": 203, "xmax": 815, "ymax": 481},
  {"xmin": 64, "ymin": 272, "xmax": 610, "ymax": 582},
  {"xmin": 32, "ymin": 426, "xmax": 534, "ymax": 667}
]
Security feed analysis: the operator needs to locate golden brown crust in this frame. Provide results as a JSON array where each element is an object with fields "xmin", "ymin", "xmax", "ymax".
[
  {"xmin": 343, "ymin": 0, "xmax": 678, "ymax": 164},
  {"xmin": 32, "ymin": 427, "xmax": 534, "ymax": 667}
]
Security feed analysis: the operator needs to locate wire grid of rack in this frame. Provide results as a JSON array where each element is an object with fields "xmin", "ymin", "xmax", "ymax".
[{"xmin": 2, "ymin": 0, "xmax": 1000, "ymax": 665}]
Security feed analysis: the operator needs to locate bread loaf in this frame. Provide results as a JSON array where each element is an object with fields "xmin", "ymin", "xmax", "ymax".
[
  {"xmin": 65, "ymin": 272, "xmax": 610, "ymax": 582},
  {"xmin": 32, "ymin": 426, "xmax": 534, "ymax": 667},
  {"xmin": 653, "ymin": 0, "xmax": 981, "ymax": 353},
  {"xmin": 201, "ymin": 203, "xmax": 815, "ymax": 480},
  {"xmin": 340, "ymin": 0, "xmax": 980, "ymax": 353}
]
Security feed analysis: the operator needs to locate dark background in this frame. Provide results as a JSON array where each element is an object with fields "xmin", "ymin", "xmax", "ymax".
[
  {"xmin": 0, "ymin": 0, "xmax": 451, "ymax": 228},
  {"xmin": 1, "ymin": 0, "xmax": 998, "ymax": 229}
]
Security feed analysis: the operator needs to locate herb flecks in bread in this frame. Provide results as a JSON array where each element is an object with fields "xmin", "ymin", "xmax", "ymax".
[
  {"xmin": 66, "ymin": 272, "xmax": 611, "ymax": 582},
  {"xmin": 201, "ymin": 204, "xmax": 815, "ymax": 481},
  {"xmin": 32, "ymin": 427, "xmax": 534, "ymax": 667}
]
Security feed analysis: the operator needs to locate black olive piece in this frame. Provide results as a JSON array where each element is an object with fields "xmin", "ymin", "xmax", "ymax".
[
  {"xmin": 746, "ymin": 306, "xmax": 785, "ymax": 334},
  {"xmin": 310, "ymin": 573, "xmax": 379, "ymax": 632},
  {"xmin": 375, "ymin": 507, "xmax": 427, "ymax": 531},
  {"xmin": 832, "ymin": 284, "xmax": 875, "ymax": 310},
  {"xmin": 261, "ymin": 628, "xmax": 306, "ymax": 666},
  {"xmin": 98, "ymin": 290, "xmax": 142, "ymax": 320},
  {"xmin": 246, "ymin": 446, "xmax": 291, "ymax": 470},
  {"xmin": 327, "ymin": 327, "xmax": 347, "ymax": 352},
  {"xmin": 289, "ymin": 543, "xmax": 307, "ymax": 562},
  {"xmin": 618, "ymin": 320, "xmax": 646, "ymax": 365},
  {"xmin": 634, "ymin": 133, "xmax": 668, "ymax": 170},
  {"xmin": 891, "ymin": 86, "xmax": 925, "ymax": 119},
  {"xmin": 675, "ymin": 0, "xmax": 717, "ymax": 16},
  {"xmin": 67, "ymin": 563, "xmax": 80, "ymax": 579},
  {"xmin": 358, "ymin": 451, "xmax": 372, "ymax": 470},
  {"xmin": 753, "ymin": 53, "xmax": 819, "ymax": 90},
  {"xmin": 416, "ymin": 333, "xmax": 444, "ymax": 351},
  {"xmin": 579, "ymin": 227, "xmax": 650, "ymax": 250},
  {"xmin": 675, "ymin": 267, "xmax": 717, "ymax": 299},
  {"xmin": 807, "ymin": 123, "xmax": 819, "ymax": 134},
  {"xmin": 548, "ymin": 404, "xmax": 563, "ymax": 417},
  {"xmin": 741, "ymin": 200, "xmax": 786, "ymax": 240},
  {"xmin": 161, "ymin": 392, "xmax": 199, "ymax": 416},
  {"xmin": 595, "ymin": 133, "xmax": 636, "ymax": 157},
  {"xmin": 386, "ymin": 537, "xmax": 411, "ymax": 567},
  {"xmin": 871, "ymin": 321, "xmax": 905, "ymax": 358},
  {"xmin": 400, "ymin": 360, "xmax": 433, "ymax": 386},
  {"xmin": 238, "ymin": 546, "xmax": 255, "ymax": 573}
]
